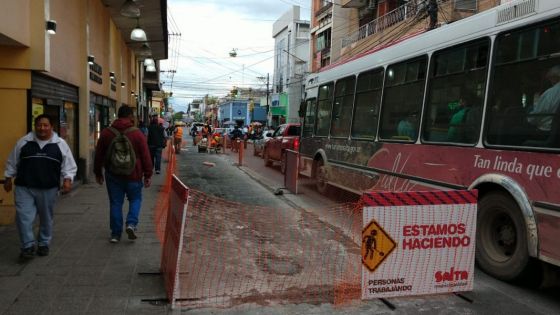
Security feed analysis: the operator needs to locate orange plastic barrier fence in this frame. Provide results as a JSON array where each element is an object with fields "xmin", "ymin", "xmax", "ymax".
[
  {"xmin": 154, "ymin": 139, "xmax": 176, "ymax": 243},
  {"xmin": 170, "ymin": 189, "xmax": 365, "ymax": 309},
  {"xmin": 160, "ymin": 175, "xmax": 190, "ymax": 307}
]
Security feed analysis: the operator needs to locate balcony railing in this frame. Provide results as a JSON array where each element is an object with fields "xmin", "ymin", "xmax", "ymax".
[
  {"xmin": 315, "ymin": 2, "xmax": 333, "ymax": 17},
  {"xmin": 341, "ymin": 0, "xmax": 430, "ymax": 48}
]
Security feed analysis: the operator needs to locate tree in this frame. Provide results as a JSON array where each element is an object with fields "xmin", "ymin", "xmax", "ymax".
[{"xmin": 173, "ymin": 111, "xmax": 185, "ymax": 120}]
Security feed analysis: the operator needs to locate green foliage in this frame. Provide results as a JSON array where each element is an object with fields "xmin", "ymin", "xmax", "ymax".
[{"xmin": 173, "ymin": 111, "xmax": 185, "ymax": 120}]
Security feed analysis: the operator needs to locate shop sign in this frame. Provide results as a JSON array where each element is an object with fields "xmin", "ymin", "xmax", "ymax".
[{"xmin": 89, "ymin": 62, "xmax": 103, "ymax": 84}]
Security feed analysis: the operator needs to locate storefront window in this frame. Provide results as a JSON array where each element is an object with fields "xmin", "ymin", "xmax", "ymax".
[
  {"xmin": 31, "ymin": 98, "xmax": 44, "ymax": 128},
  {"xmin": 61, "ymin": 102, "xmax": 77, "ymax": 153}
]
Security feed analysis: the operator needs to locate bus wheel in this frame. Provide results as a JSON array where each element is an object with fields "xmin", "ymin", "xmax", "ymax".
[
  {"xmin": 280, "ymin": 152, "xmax": 287, "ymax": 174},
  {"xmin": 315, "ymin": 160, "xmax": 329, "ymax": 195},
  {"xmin": 264, "ymin": 148, "xmax": 273, "ymax": 167},
  {"xmin": 476, "ymin": 191, "xmax": 529, "ymax": 281}
]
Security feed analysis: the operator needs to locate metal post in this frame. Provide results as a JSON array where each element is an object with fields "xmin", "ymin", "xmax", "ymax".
[
  {"xmin": 238, "ymin": 139, "xmax": 243, "ymax": 166},
  {"xmin": 266, "ymin": 73, "xmax": 270, "ymax": 125}
]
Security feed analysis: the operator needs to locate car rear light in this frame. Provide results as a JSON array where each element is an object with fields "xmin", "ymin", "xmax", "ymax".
[{"xmin": 293, "ymin": 137, "xmax": 300, "ymax": 151}]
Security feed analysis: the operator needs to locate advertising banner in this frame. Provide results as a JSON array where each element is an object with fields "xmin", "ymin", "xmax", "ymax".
[{"xmin": 361, "ymin": 190, "xmax": 477, "ymax": 299}]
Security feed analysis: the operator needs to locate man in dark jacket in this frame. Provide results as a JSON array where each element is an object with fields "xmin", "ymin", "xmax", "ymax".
[
  {"xmin": 4, "ymin": 114, "xmax": 77, "ymax": 260},
  {"xmin": 147, "ymin": 116, "xmax": 167, "ymax": 173},
  {"xmin": 94, "ymin": 106, "xmax": 153, "ymax": 243}
]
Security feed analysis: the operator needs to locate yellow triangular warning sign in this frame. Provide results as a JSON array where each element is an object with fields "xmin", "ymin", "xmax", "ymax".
[{"xmin": 362, "ymin": 219, "xmax": 396, "ymax": 272}]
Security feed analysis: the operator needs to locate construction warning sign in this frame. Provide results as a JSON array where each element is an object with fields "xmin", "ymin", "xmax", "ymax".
[
  {"xmin": 361, "ymin": 219, "xmax": 396, "ymax": 273},
  {"xmin": 361, "ymin": 190, "xmax": 477, "ymax": 300}
]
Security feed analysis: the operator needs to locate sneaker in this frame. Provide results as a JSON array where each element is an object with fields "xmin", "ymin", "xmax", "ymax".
[
  {"xmin": 20, "ymin": 247, "xmax": 35, "ymax": 260},
  {"xmin": 126, "ymin": 226, "xmax": 137, "ymax": 240},
  {"xmin": 109, "ymin": 236, "xmax": 120, "ymax": 243},
  {"xmin": 156, "ymin": 170, "xmax": 161, "ymax": 174},
  {"xmin": 37, "ymin": 246, "xmax": 49, "ymax": 256}
]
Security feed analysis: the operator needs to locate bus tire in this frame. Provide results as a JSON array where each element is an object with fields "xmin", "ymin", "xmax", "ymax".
[
  {"xmin": 315, "ymin": 159, "xmax": 329, "ymax": 195},
  {"xmin": 476, "ymin": 191, "xmax": 529, "ymax": 281},
  {"xmin": 280, "ymin": 152, "xmax": 287, "ymax": 174},
  {"xmin": 264, "ymin": 148, "xmax": 272, "ymax": 167}
]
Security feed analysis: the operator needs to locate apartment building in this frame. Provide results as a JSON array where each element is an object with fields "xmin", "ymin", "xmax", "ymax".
[
  {"xmin": 0, "ymin": 0, "xmax": 167, "ymax": 224},
  {"xmin": 272, "ymin": 6, "xmax": 310, "ymax": 125},
  {"xmin": 337, "ymin": 0, "xmax": 505, "ymax": 64},
  {"xmin": 310, "ymin": 0, "xmax": 352, "ymax": 72}
]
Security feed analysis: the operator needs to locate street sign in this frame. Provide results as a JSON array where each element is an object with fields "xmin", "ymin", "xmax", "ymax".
[{"xmin": 361, "ymin": 190, "xmax": 477, "ymax": 300}]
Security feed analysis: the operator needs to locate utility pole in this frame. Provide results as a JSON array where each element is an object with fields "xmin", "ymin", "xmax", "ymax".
[{"xmin": 266, "ymin": 73, "xmax": 270, "ymax": 126}]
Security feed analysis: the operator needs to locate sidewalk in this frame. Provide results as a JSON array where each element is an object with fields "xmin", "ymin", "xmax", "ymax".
[{"xmin": 0, "ymin": 170, "xmax": 169, "ymax": 314}]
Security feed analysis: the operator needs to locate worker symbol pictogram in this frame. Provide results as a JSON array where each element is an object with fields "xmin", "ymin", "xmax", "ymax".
[{"xmin": 362, "ymin": 219, "xmax": 396, "ymax": 272}]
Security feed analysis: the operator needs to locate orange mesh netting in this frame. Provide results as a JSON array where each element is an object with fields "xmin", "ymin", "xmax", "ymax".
[
  {"xmin": 154, "ymin": 141, "xmax": 476, "ymax": 309},
  {"xmin": 171, "ymin": 190, "xmax": 365, "ymax": 308},
  {"xmin": 154, "ymin": 140, "xmax": 177, "ymax": 243}
]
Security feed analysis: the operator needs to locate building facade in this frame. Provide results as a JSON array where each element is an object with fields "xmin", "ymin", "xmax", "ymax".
[
  {"xmin": 337, "ymin": 0, "xmax": 504, "ymax": 64},
  {"xmin": 0, "ymin": 0, "xmax": 167, "ymax": 224},
  {"xmin": 218, "ymin": 99, "xmax": 266, "ymax": 127},
  {"xmin": 272, "ymin": 6, "xmax": 310, "ymax": 126},
  {"xmin": 310, "ymin": 0, "xmax": 351, "ymax": 72}
]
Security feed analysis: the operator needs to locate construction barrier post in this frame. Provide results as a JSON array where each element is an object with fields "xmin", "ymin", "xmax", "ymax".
[
  {"xmin": 238, "ymin": 140, "xmax": 243, "ymax": 166},
  {"xmin": 284, "ymin": 149, "xmax": 299, "ymax": 194}
]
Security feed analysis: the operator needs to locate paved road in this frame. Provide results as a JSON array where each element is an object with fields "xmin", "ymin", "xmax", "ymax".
[{"xmin": 172, "ymin": 140, "xmax": 560, "ymax": 314}]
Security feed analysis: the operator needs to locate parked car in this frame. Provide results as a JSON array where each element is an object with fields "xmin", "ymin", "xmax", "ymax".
[{"xmin": 263, "ymin": 123, "xmax": 301, "ymax": 174}]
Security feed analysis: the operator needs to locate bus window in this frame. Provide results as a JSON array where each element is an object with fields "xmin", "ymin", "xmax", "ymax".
[
  {"xmin": 379, "ymin": 57, "xmax": 427, "ymax": 141},
  {"xmin": 486, "ymin": 19, "xmax": 560, "ymax": 148},
  {"xmin": 302, "ymin": 98, "xmax": 316, "ymax": 137},
  {"xmin": 316, "ymin": 82, "xmax": 334, "ymax": 136},
  {"xmin": 422, "ymin": 39, "xmax": 489, "ymax": 144},
  {"xmin": 351, "ymin": 68, "xmax": 383, "ymax": 139},
  {"xmin": 331, "ymin": 76, "xmax": 356, "ymax": 137}
]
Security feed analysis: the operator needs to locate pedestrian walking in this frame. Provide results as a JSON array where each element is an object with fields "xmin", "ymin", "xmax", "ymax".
[
  {"xmin": 147, "ymin": 116, "xmax": 167, "ymax": 173},
  {"xmin": 3, "ymin": 114, "xmax": 77, "ymax": 260},
  {"xmin": 94, "ymin": 106, "xmax": 153, "ymax": 243}
]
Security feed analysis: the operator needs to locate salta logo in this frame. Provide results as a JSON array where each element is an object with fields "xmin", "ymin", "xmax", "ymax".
[{"xmin": 434, "ymin": 267, "xmax": 468, "ymax": 282}]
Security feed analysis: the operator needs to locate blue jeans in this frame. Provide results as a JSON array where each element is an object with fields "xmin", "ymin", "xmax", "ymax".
[
  {"xmin": 105, "ymin": 172, "xmax": 143, "ymax": 237},
  {"xmin": 149, "ymin": 146, "xmax": 163, "ymax": 172},
  {"xmin": 14, "ymin": 186, "xmax": 58, "ymax": 249}
]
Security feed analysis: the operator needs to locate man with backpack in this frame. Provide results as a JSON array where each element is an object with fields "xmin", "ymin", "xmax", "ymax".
[{"xmin": 94, "ymin": 106, "xmax": 153, "ymax": 243}]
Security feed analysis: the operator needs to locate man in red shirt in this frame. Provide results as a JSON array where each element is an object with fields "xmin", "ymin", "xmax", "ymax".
[{"xmin": 94, "ymin": 106, "xmax": 153, "ymax": 243}]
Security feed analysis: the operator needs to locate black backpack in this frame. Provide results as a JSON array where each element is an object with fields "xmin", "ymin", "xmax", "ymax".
[{"xmin": 106, "ymin": 127, "xmax": 137, "ymax": 175}]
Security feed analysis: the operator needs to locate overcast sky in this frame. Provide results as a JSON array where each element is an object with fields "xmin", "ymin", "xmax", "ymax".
[{"xmin": 160, "ymin": 0, "xmax": 312, "ymax": 112}]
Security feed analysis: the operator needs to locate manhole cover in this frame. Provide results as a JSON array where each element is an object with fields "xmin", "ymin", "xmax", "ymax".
[{"xmin": 260, "ymin": 253, "xmax": 302, "ymax": 276}]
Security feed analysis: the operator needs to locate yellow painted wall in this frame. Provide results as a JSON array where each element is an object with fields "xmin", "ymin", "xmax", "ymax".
[
  {"xmin": 0, "ymin": 0, "xmax": 30, "ymax": 46},
  {"xmin": 88, "ymin": 0, "xmax": 110, "ymax": 96},
  {"xmin": 0, "ymin": 73, "xmax": 31, "ymax": 224},
  {"xmin": 120, "ymin": 41, "xmax": 131, "ymax": 105},
  {"xmin": 49, "ymin": 0, "xmax": 84, "ymax": 87}
]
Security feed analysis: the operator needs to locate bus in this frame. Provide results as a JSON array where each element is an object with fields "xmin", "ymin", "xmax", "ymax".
[{"xmin": 299, "ymin": 0, "xmax": 560, "ymax": 282}]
